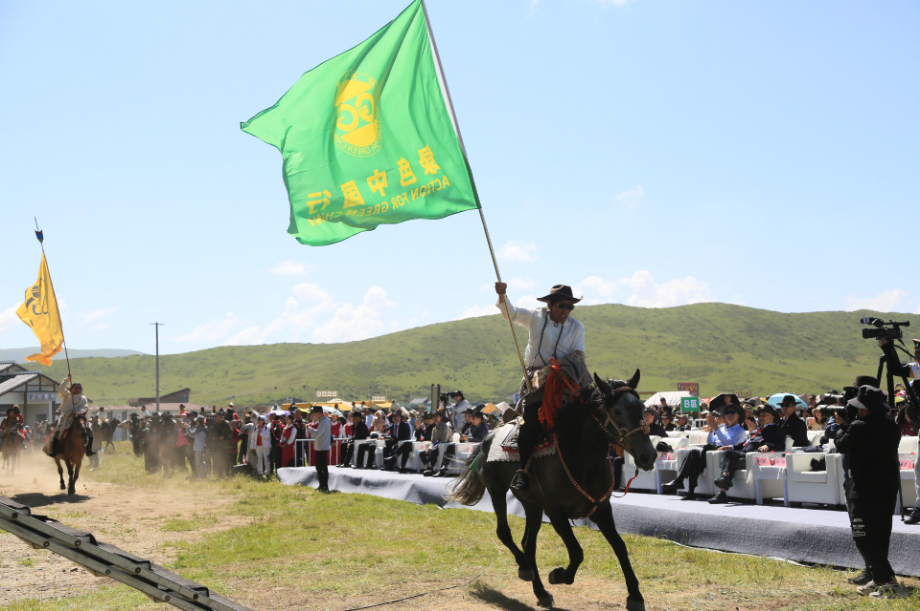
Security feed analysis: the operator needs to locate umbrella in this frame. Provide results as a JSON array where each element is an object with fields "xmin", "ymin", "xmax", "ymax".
[
  {"xmin": 321, "ymin": 406, "xmax": 344, "ymax": 418},
  {"xmin": 766, "ymin": 393, "xmax": 807, "ymax": 408}
]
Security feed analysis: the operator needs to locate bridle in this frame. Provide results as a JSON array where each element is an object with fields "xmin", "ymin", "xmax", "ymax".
[
  {"xmin": 553, "ymin": 384, "xmax": 649, "ymax": 515},
  {"xmin": 588, "ymin": 386, "xmax": 649, "ymax": 447}
]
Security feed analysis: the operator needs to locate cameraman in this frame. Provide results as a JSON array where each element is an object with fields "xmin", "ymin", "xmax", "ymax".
[
  {"xmin": 448, "ymin": 391, "xmax": 469, "ymax": 431},
  {"xmin": 879, "ymin": 337, "xmax": 920, "ymax": 525},
  {"xmin": 835, "ymin": 385, "xmax": 906, "ymax": 598}
]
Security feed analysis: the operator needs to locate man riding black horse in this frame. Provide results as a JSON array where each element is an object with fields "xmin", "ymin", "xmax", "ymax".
[{"xmin": 495, "ymin": 282, "xmax": 586, "ymax": 492}]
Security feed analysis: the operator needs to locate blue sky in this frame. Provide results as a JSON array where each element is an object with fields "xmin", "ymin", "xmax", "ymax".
[{"xmin": 1, "ymin": 0, "xmax": 918, "ymax": 355}]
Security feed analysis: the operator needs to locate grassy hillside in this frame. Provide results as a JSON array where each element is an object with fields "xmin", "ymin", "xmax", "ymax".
[{"xmin": 22, "ymin": 303, "xmax": 919, "ymax": 406}]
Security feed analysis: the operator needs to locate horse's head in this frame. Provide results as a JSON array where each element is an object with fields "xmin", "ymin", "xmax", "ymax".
[{"xmin": 593, "ymin": 370, "xmax": 657, "ymax": 471}]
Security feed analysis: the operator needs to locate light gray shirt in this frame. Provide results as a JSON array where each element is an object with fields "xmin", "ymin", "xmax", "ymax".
[{"xmin": 310, "ymin": 416, "xmax": 331, "ymax": 451}]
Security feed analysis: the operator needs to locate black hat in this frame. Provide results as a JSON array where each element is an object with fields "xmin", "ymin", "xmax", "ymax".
[
  {"xmin": 848, "ymin": 385, "xmax": 887, "ymax": 413},
  {"xmin": 780, "ymin": 394, "xmax": 798, "ymax": 406},
  {"xmin": 643, "ymin": 406, "xmax": 658, "ymax": 415},
  {"xmin": 754, "ymin": 404, "xmax": 779, "ymax": 419},
  {"xmin": 709, "ymin": 394, "xmax": 739, "ymax": 411},
  {"xmin": 448, "ymin": 390, "xmax": 464, "ymax": 398},
  {"xmin": 433, "ymin": 411, "xmax": 445, "ymax": 419},
  {"xmin": 536, "ymin": 284, "xmax": 582, "ymax": 304},
  {"xmin": 310, "ymin": 405, "xmax": 325, "ymax": 415},
  {"xmin": 350, "ymin": 410, "xmax": 363, "ymax": 419},
  {"xmin": 470, "ymin": 410, "xmax": 484, "ymax": 420},
  {"xmin": 422, "ymin": 412, "xmax": 433, "ymax": 420},
  {"xmin": 659, "ymin": 412, "xmax": 673, "ymax": 420},
  {"xmin": 844, "ymin": 375, "xmax": 880, "ymax": 391}
]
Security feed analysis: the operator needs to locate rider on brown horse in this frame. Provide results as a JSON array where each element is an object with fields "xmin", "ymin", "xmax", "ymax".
[
  {"xmin": 1, "ymin": 406, "xmax": 26, "ymax": 449},
  {"xmin": 43, "ymin": 375, "xmax": 95, "ymax": 457},
  {"xmin": 496, "ymin": 282, "xmax": 586, "ymax": 492}
]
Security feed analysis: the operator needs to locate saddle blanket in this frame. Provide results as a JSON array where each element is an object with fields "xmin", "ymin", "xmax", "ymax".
[{"xmin": 486, "ymin": 421, "xmax": 557, "ymax": 464}]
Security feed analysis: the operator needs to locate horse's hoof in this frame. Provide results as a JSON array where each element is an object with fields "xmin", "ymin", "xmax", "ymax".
[
  {"xmin": 537, "ymin": 594, "xmax": 554, "ymax": 608},
  {"xmin": 518, "ymin": 568, "xmax": 534, "ymax": 581},
  {"xmin": 548, "ymin": 568, "xmax": 564, "ymax": 585},
  {"xmin": 625, "ymin": 597, "xmax": 646, "ymax": 611}
]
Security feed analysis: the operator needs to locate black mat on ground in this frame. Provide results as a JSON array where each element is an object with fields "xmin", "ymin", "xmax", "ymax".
[{"xmin": 277, "ymin": 466, "xmax": 920, "ymax": 577}]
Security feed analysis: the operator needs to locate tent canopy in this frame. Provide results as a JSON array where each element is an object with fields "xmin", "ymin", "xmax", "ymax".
[{"xmin": 643, "ymin": 391, "xmax": 695, "ymax": 408}]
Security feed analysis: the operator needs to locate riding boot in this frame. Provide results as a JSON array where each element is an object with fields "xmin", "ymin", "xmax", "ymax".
[{"xmin": 511, "ymin": 405, "xmax": 540, "ymax": 492}]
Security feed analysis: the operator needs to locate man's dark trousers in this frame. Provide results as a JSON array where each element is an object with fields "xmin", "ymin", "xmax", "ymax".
[
  {"xmin": 356, "ymin": 442, "xmax": 376, "ymax": 468},
  {"xmin": 314, "ymin": 450, "xmax": 329, "ymax": 491},
  {"xmin": 850, "ymin": 486, "xmax": 898, "ymax": 583}
]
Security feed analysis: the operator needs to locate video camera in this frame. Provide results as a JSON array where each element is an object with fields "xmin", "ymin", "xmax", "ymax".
[{"xmin": 860, "ymin": 317, "xmax": 909, "ymax": 341}]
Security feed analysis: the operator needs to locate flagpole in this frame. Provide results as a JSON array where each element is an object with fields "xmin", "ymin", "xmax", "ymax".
[
  {"xmin": 34, "ymin": 218, "xmax": 72, "ymax": 387},
  {"xmin": 420, "ymin": 0, "xmax": 532, "ymax": 392}
]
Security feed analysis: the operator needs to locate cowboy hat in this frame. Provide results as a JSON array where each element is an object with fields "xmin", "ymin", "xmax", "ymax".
[{"xmin": 536, "ymin": 284, "xmax": 582, "ymax": 304}]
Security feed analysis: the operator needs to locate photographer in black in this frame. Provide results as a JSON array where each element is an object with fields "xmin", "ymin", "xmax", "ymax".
[
  {"xmin": 834, "ymin": 385, "xmax": 906, "ymax": 598},
  {"xmin": 879, "ymin": 336, "xmax": 920, "ymax": 524}
]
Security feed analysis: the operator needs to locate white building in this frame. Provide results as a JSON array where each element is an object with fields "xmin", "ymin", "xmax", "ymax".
[{"xmin": 0, "ymin": 361, "xmax": 63, "ymax": 426}]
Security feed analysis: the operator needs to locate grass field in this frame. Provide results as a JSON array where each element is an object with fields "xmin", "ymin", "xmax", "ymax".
[
  {"xmin": 1, "ymin": 443, "xmax": 918, "ymax": 611},
  {"xmin": 23, "ymin": 304, "xmax": 920, "ymax": 407}
]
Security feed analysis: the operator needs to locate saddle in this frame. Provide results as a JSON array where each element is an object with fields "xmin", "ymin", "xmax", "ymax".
[{"xmin": 499, "ymin": 418, "xmax": 553, "ymax": 453}]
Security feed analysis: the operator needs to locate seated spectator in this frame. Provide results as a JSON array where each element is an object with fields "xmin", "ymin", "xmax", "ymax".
[
  {"xmin": 708, "ymin": 404, "xmax": 784, "ymax": 504},
  {"xmin": 340, "ymin": 410, "xmax": 369, "ymax": 467},
  {"xmin": 779, "ymin": 395, "xmax": 810, "ymax": 447},
  {"xmin": 464, "ymin": 411, "xmax": 489, "ymax": 442},
  {"xmin": 661, "ymin": 402, "xmax": 745, "ymax": 500},
  {"xmin": 896, "ymin": 403, "xmax": 918, "ymax": 437},
  {"xmin": 660, "ymin": 411, "xmax": 676, "ymax": 432},
  {"xmin": 421, "ymin": 411, "xmax": 452, "ymax": 476},
  {"xmin": 644, "ymin": 407, "xmax": 668, "ymax": 437},
  {"xmin": 381, "ymin": 412, "xmax": 411, "ymax": 472},
  {"xmin": 675, "ymin": 414, "xmax": 692, "ymax": 432}
]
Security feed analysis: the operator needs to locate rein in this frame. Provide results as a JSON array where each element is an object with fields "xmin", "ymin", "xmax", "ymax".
[{"xmin": 551, "ymin": 385, "xmax": 648, "ymax": 510}]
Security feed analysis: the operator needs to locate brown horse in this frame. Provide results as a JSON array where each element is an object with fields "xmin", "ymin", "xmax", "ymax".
[
  {"xmin": 53, "ymin": 418, "xmax": 86, "ymax": 495},
  {"xmin": 1, "ymin": 432, "xmax": 23, "ymax": 475}
]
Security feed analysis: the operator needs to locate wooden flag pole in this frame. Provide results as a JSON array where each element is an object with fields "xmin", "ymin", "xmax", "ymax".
[
  {"xmin": 34, "ymin": 218, "xmax": 72, "ymax": 387},
  {"xmin": 420, "ymin": 0, "xmax": 532, "ymax": 393}
]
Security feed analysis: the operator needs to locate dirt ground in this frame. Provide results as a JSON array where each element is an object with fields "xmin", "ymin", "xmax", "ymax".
[
  {"xmin": 0, "ymin": 452, "xmax": 900, "ymax": 611},
  {"xmin": 0, "ymin": 453, "xmax": 702, "ymax": 611},
  {"xmin": 0, "ymin": 452, "xmax": 244, "ymax": 608}
]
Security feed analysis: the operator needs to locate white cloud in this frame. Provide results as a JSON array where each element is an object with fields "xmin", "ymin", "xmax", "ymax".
[
  {"xmin": 598, "ymin": 0, "xmax": 631, "ymax": 6},
  {"xmin": 496, "ymin": 241, "xmax": 539, "ymax": 263},
  {"xmin": 515, "ymin": 295, "xmax": 544, "ymax": 310},
  {"xmin": 844, "ymin": 289, "xmax": 907, "ymax": 313},
  {"xmin": 456, "ymin": 304, "xmax": 498, "ymax": 320},
  {"xmin": 173, "ymin": 312, "xmax": 241, "ymax": 344},
  {"xmin": 616, "ymin": 184, "xmax": 644, "ymax": 209},
  {"xmin": 579, "ymin": 275, "xmax": 619, "ymax": 297},
  {"xmin": 75, "ymin": 307, "xmax": 115, "ymax": 327},
  {"xmin": 0, "ymin": 304, "xmax": 19, "ymax": 334},
  {"xmin": 578, "ymin": 271, "xmax": 714, "ymax": 308},
  {"xmin": 224, "ymin": 326, "xmax": 263, "ymax": 346},
  {"xmin": 313, "ymin": 287, "xmax": 395, "ymax": 343},
  {"xmin": 269, "ymin": 260, "xmax": 311, "ymax": 276},
  {"xmin": 622, "ymin": 271, "xmax": 712, "ymax": 308}
]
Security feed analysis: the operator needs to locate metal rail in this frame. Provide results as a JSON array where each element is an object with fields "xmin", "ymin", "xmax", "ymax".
[{"xmin": 0, "ymin": 496, "xmax": 256, "ymax": 611}]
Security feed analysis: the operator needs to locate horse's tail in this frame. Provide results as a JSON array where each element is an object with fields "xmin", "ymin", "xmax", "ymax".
[{"xmin": 446, "ymin": 443, "xmax": 487, "ymax": 506}]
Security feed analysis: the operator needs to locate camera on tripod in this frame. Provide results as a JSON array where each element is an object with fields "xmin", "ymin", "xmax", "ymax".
[{"xmin": 860, "ymin": 317, "xmax": 909, "ymax": 341}]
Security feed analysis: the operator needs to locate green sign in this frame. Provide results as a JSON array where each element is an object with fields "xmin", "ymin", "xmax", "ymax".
[{"xmin": 680, "ymin": 397, "xmax": 701, "ymax": 413}]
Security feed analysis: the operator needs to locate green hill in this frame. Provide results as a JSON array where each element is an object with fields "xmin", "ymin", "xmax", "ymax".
[{"xmin": 22, "ymin": 303, "xmax": 919, "ymax": 406}]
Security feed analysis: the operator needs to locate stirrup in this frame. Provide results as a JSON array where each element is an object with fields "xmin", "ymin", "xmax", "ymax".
[{"xmin": 510, "ymin": 469, "xmax": 530, "ymax": 491}]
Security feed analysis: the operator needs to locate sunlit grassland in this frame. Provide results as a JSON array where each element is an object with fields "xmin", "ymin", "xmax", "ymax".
[{"xmin": 1, "ymin": 444, "xmax": 919, "ymax": 610}]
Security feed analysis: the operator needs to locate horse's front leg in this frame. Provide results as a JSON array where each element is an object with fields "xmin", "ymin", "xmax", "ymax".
[
  {"xmin": 590, "ymin": 502, "xmax": 644, "ymax": 611},
  {"xmin": 66, "ymin": 461, "xmax": 76, "ymax": 495},
  {"xmin": 521, "ymin": 502, "xmax": 553, "ymax": 608},
  {"xmin": 488, "ymin": 484, "xmax": 530, "ymax": 580},
  {"xmin": 55, "ymin": 459, "xmax": 66, "ymax": 490},
  {"xmin": 545, "ymin": 507, "xmax": 583, "ymax": 586}
]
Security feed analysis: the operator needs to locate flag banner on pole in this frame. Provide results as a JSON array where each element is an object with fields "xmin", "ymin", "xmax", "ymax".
[
  {"xmin": 241, "ymin": 0, "xmax": 479, "ymax": 246},
  {"xmin": 16, "ymin": 254, "xmax": 64, "ymax": 366}
]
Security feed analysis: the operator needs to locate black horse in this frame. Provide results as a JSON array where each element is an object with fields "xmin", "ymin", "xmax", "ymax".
[{"xmin": 449, "ymin": 371, "xmax": 657, "ymax": 610}]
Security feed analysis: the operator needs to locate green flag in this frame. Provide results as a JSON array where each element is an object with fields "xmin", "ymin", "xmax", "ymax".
[{"xmin": 241, "ymin": 0, "xmax": 480, "ymax": 246}]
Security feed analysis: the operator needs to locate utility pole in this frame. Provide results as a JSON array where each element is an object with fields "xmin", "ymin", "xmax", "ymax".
[{"xmin": 151, "ymin": 323, "xmax": 164, "ymax": 413}]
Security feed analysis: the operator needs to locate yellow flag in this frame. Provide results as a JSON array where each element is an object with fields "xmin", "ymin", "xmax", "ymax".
[{"xmin": 16, "ymin": 254, "xmax": 64, "ymax": 367}]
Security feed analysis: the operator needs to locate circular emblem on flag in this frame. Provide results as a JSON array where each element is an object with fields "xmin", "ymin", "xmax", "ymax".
[{"xmin": 334, "ymin": 71, "xmax": 381, "ymax": 157}]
